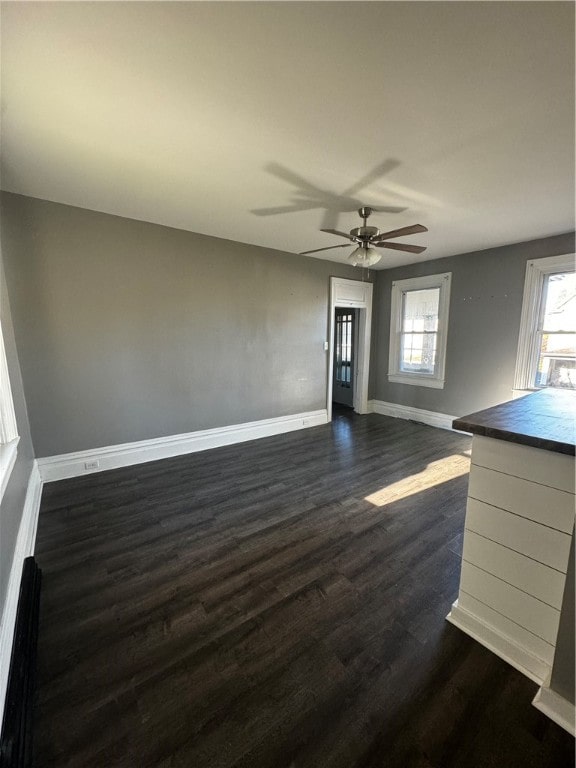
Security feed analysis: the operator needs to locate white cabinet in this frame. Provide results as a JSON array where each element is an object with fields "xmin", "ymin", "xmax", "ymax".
[{"xmin": 447, "ymin": 435, "xmax": 575, "ymax": 685}]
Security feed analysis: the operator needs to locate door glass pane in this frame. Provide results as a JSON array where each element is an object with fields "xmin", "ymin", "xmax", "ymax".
[
  {"xmin": 335, "ymin": 310, "xmax": 353, "ymax": 387},
  {"xmin": 400, "ymin": 288, "xmax": 439, "ymax": 374},
  {"xmin": 535, "ymin": 272, "xmax": 576, "ymax": 388}
]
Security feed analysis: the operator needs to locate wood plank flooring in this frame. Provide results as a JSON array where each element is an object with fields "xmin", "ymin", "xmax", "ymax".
[{"xmin": 33, "ymin": 410, "xmax": 574, "ymax": 767}]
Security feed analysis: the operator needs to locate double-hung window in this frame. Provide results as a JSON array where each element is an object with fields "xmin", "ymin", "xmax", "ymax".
[
  {"xmin": 514, "ymin": 254, "xmax": 575, "ymax": 392},
  {"xmin": 388, "ymin": 272, "xmax": 451, "ymax": 389}
]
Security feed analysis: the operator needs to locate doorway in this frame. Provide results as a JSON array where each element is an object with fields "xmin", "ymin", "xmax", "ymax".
[
  {"xmin": 327, "ymin": 277, "xmax": 373, "ymax": 421},
  {"xmin": 332, "ymin": 308, "xmax": 357, "ymax": 409}
]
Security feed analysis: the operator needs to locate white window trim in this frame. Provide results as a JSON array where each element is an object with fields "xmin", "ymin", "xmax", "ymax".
[
  {"xmin": 513, "ymin": 253, "xmax": 575, "ymax": 394},
  {"xmin": 0, "ymin": 322, "xmax": 19, "ymax": 502},
  {"xmin": 388, "ymin": 272, "xmax": 452, "ymax": 389}
]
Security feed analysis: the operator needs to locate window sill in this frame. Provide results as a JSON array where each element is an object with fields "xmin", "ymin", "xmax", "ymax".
[
  {"xmin": 0, "ymin": 437, "xmax": 20, "ymax": 503},
  {"xmin": 388, "ymin": 373, "xmax": 445, "ymax": 390}
]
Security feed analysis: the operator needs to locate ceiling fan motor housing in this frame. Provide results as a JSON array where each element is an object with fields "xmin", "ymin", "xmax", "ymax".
[{"xmin": 350, "ymin": 226, "xmax": 379, "ymax": 241}]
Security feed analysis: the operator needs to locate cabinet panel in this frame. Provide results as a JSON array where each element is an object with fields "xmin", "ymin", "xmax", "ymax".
[
  {"xmin": 472, "ymin": 436, "xmax": 575, "ymax": 494},
  {"xmin": 468, "ymin": 465, "xmax": 574, "ymax": 533},
  {"xmin": 459, "ymin": 562, "xmax": 560, "ymax": 645},
  {"xmin": 465, "ymin": 498, "xmax": 572, "ymax": 572},
  {"xmin": 458, "ymin": 592, "xmax": 555, "ymax": 665},
  {"xmin": 463, "ymin": 531, "xmax": 565, "ymax": 609}
]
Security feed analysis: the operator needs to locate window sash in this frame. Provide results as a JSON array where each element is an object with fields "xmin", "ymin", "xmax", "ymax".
[
  {"xmin": 400, "ymin": 332, "xmax": 438, "ymax": 371},
  {"xmin": 514, "ymin": 256, "xmax": 576, "ymax": 392}
]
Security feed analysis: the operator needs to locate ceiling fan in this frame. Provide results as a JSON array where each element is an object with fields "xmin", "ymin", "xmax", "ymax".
[{"xmin": 299, "ymin": 206, "xmax": 428, "ymax": 267}]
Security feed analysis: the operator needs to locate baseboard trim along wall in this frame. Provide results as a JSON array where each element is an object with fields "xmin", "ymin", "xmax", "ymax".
[
  {"xmin": 37, "ymin": 409, "xmax": 329, "ymax": 483},
  {"xmin": 532, "ymin": 684, "xmax": 576, "ymax": 736},
  {"xmin": 446, "ymin": 599, "xmax": 550, "ymax": 685},
  {"xmin": 0, "ymin": 462, "xmax": 43, "ymax": 730},
  {"xmin": 369, "ymin": 399, "xmax": 461, "ymax": 432}
]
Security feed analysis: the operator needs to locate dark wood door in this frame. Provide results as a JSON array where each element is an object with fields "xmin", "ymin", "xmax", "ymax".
[{"xmin": 333, "ymin": 308, "xmax": 355, "ymax": 407}]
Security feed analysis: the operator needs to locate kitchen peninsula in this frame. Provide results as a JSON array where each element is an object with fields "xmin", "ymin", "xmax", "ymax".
[{"xmin": 447, "ymin": 388, "xmax": 575, "ymax": 734}]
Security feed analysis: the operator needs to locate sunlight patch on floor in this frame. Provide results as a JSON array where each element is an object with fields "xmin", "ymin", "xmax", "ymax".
[{"xmin": 364, "ymin": 454, "xmax": 470, "ymax": 507}]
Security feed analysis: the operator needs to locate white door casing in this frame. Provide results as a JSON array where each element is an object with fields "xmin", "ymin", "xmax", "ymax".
[{"xmin": 327, "ymin": 277, "xmax": 373, "ymax": 420}]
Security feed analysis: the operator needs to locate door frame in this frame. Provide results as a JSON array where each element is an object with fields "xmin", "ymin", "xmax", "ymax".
[{"xmin": 327, "ymin": 277, "xmax": 373, "ymax": 421}]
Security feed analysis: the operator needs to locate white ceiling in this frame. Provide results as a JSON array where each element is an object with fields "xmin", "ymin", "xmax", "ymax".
[{"xmin": 1, "ymin": 2, "xmax": 574, "ymax": 269}]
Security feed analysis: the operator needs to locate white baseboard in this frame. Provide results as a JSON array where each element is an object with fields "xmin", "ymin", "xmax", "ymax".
[
  {"xmin": 446, "ymin": 600, "xmax": 550, "ymax": 685},
  {"xmin": 0, "ymin": 461, "xmax": 43, "ymax": 728},
  {"xmin": 37, "ymin": 409, "xmax": 328, "ymax": 483},
  {"xmin": 369, "ymin": 399, "xmax": 460, "ymax": 432},
  {"xmin": 533, "ymin": 683, "xmax": 576, "ymax": 736}
]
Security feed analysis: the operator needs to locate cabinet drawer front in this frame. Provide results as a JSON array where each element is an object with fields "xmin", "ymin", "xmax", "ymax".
[
  {"xmin": 462, "ymin": 531, "xmax": 565, "ymax": 609},
  {"xmin": 468, "ymin": 465, "xmax": 574, "ymax": 532},
  {"xmin": 458, "ymin": 592, "xmax": 555, "ymax": 665},
  {"xmin": 460, "ymin": 562, "xmax": 560, "ymax": 645},
  {"xmin": 472, "ymin": 436, "xmax": 575, "ymax": 494},
  {"xmin": 465, "ymin": 498, "xmax": 572, "ymax": 571}
]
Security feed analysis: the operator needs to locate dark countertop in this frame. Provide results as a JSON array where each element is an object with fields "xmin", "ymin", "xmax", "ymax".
[{"xmin": 453, "ymin": 389, "xmax": 576, "ymax": 456}]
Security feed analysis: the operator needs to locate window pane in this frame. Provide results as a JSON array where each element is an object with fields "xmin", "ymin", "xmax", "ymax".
[
  {"xmin": 402, "ymin": 288, "xmax": 440, "ymax": 333},
  {"xmin": 400, "ymin": 332, "xmax": 437, "ymax": 374},
  {"xmin": 535, "ymin": 332, "xmax": 576, "ymax": 389},
  {"xmin": 541, "ymin": 273, "xmax": 576, "ymax": 332}
]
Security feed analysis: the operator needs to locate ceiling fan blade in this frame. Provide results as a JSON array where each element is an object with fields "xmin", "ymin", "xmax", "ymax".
[
  {"xmin": 299, "ymin": 243, "xmax": 354, "ymax": 255},
  {"xmin": 372, "ymin": 224, "xmax": 428, "ymax": 241},
  {"xmin": 376, "ymin": 242, "xmax": 427, "ymax": 254},
  {"xmin": 320, "ymin": 228, "xmax": 355, "ymax": 240}
]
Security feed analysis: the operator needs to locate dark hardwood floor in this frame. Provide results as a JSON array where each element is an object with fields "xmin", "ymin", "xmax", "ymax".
[{"xmin": 34, "ymin": 411, "xmax": 574, "ymax": 767}]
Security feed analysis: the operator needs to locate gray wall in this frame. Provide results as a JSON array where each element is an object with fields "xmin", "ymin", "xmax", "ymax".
[
  {"xmin": 370, "ymin": 233, "xmax": 576, "ymax": 417},
  {"xmin": 0, "ymin": 246, "xmax": 35, "ymax": 616},
  {"xmin": 1, "ymin": 193, "xmax": 365, "ymax": 457}
]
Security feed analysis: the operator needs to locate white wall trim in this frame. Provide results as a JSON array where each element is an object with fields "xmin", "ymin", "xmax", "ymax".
[
  {"xmin": 446, "ymin": 600, "xmax": 550, "ymax": 685},
  {"xmin": 0, "ymin": 320, "xmax": 20, "ymax": 502},
  {"xmin": 327, "ymin": 277, "xmax": 373, "ymax": 421},
  {"xmin": 533, "ymin": 683, "xmax": 576, "ymax": 736},
  {"xmin": 0, "ymin": 461, "xmax": 43, "ymax": 729},
  {"xmin": 387, "ymin": 373, "xmax": 445, "ymax": 389},
  {"xmin": 37, "ymin": 409, "xmax": 328, "ymax": 483},
  {"xmin": 0, "ymin": 436, "xmax": 20, "ymax": 504},
  {"xmin": 0, "ymin": 323, "xmax": 19, "ymax": 446},
  {"xmin": 369, "ymin": 399, "xmax": 460, "ymax": 432}
]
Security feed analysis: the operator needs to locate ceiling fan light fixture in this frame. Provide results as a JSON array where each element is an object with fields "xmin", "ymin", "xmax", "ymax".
[{"xmin": 348, "ymin": 245, "xmax": 381, "ymax": 267}]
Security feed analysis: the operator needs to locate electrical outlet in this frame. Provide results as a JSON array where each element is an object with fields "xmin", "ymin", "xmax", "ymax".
[{"xmin": 84, "ymin": 460, "xmax": 100, "ymax": 470}]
